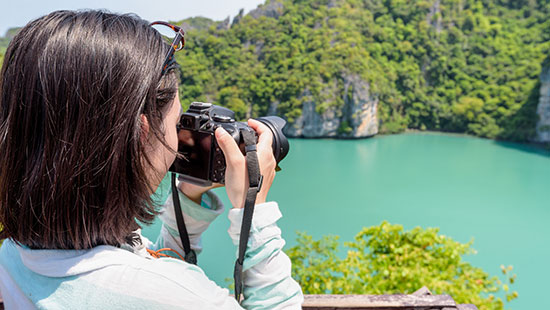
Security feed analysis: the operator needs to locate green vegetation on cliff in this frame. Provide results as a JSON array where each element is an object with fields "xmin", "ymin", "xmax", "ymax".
[
  {"xmin": 288, "ymin": 221, "xmax": 518, "ymax": 310},
  {"xmin": 0, "ymin": 28, "xmax": 16, "ymax": 68},
  {"xmin": 0, "ymin": 2, "xmax": 548, "ymax": 141},
  {"xmin": 174, "ymin": 0, "xmax": 549, "ymax": 141}
]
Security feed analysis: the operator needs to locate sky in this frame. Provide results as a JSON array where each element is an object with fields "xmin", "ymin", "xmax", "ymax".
[{"xmin": 0, "ymin": 0, "xmax": 266, "ymax": 36}]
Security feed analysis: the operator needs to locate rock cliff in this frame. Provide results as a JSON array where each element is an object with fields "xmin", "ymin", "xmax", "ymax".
[
  {"xmin": 232, "ymin": 0, "xmax": 379, "ymax": 138},
  {"xmin": 343, "ymin": 74, "xmax": 379, "ymax": 138},
  {"xmin": 248, "ymin": 0, "xmax": 284, "ymax": 20},
  {"xmin": 283, "ymin": 74, "xmax": 378, "ymax": 138},
  {"xmin": 535, "ymin": 65, "xmax": 550, "ymax": 143}
]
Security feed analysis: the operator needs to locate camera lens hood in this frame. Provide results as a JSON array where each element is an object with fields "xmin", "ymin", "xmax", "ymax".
[{"xmin": 255, "ymin": 116, "xmax": 289, "ymax": 163}]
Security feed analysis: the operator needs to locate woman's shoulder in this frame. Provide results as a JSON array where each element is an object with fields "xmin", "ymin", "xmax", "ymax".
[
  {"xmin": 0, "ymin": 238, "xmax": 155, "ymax": 281},
  {"xmin": 1, "ymin": 238, "xmax": 201, "ymax": 281},
  {"xmin": 0, "ymin": 239, "xmax": 235, "ymax": 308}
]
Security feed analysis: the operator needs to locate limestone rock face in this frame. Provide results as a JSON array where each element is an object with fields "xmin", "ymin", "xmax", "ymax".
[
  {"xmin": 343, "ymin": 74, "xmax": 379, "ymax": 138},
  {"xmin": 283, "ymin": 89, "xmax": 340, "ymax": 138},
  {"xmin": 248, "ymin": 1, "xmax": 284, "ymax": 20},
  {"xmin": 283, "ymin": 74, "xmax": 378, "ymax": 138},
  {"xmin": 216, "ymin": 17, "xmax": 231, "ymax": 31},
  {"xmin": 535, "ymin": 66, "xmax": 550, "ymax": 143}
]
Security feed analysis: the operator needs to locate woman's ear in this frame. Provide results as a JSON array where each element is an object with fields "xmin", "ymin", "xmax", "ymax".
[{"xmin": 140, "ymin": 114, "xmax": 150, "ymax": 143}]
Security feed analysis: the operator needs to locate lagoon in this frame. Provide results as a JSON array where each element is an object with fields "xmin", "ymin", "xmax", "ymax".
[{"xmin": 142, "ymin": 133, "xmax": 550, "ymax": 310}]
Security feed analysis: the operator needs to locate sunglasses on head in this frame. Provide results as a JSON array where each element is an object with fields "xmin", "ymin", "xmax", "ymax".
[{"xmin": 150, "ymin": 21, "xmax": 185, "ymax": 76}]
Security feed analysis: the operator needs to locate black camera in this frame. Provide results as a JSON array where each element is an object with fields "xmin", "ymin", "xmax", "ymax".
[{"xmin": 169, "ymin": 102, "xmax": 289, "ymax": 186}]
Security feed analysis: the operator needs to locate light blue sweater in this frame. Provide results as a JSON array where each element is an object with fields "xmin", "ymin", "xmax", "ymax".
[{"xmin": 0, "ymin": 174, "xmax": 303, "ymax": 309}]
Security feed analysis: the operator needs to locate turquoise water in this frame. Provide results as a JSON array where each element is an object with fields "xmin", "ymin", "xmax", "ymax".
[{"xmin": 141, "ymin": 133, "xmax": 550, "ymax": 309}]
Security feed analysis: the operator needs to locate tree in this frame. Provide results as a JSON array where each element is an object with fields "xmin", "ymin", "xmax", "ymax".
[
  {"xmin": 2, "ymin": 0, "xmax": 547, "ymax": 141},
  {"xmin": 170, "ymin": 0, "xmax": 548, "ymax": 141},
  {"xmin": 287, "ymin": 221, "xmax": 518, "ymax": 310}
]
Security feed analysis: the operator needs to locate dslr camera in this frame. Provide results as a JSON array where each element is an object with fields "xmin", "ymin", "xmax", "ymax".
[{"xmin": 169, "ymin": 102, "xmax": 289, "ymax": 186}]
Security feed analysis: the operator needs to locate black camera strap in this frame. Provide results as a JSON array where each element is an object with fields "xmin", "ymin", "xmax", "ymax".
[
  {"xmin": 233, "ymin": 129, "xmax": 262, "ymax": 302},
  {"xmin": 169, "ymin": 129, "xmax": 261, "ymax": 303},
  {"xmin": 171, "ymin": 172, "xmax": 197, "ymax": 265}
]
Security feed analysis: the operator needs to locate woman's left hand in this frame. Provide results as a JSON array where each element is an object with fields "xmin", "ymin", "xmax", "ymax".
[
  {"xmin": 178, "ymin": 181, "xmax": 222, "ymax": 205},
  {"xmin": 215, "ymin": 119, "xmax": 276, "ymax": 209}
]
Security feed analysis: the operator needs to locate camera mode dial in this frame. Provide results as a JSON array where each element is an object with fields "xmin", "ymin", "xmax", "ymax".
[{"xmin": 213, "ymin": 115, "xmax": 234, "ymax": 123}]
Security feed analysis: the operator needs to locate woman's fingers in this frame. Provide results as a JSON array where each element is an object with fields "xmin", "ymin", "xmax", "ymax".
[
  {"xmin": 215, "ymin": 127, "xmax": 244, "ymax": 166},
  {"xmin": 248, "ymin": 119, "xmax": 273, "ymax": 151},
  {"xmin": 215, "ymin": 127, "xmax": 247, "ymax": 209},
  {"xmin": 247, "ymin": 119, "xmax": 276, "ymax": 205},
  {"xmin": 214, "ymin": 123, "xmax": 276, "ymax": 208},
  {"xmin": 248, "ymin": 119, "xmax": 276, "ymax": 169}
]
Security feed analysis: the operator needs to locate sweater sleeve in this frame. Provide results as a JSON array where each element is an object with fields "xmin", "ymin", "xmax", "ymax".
[
  {"xmin": 227, "ymin": 202, "xmax": 304, "ymax": 310},
  {"xmin": 148, "ymin": 172, "xmax": 225, "ymax": 255}
]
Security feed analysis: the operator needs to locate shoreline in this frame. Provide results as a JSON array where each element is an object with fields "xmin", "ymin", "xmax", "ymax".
[
  {"xmin": 286, "ymin": 129, "xmax": 550, "ymax": 151},
  {"xmin": 404, "ymin": 129, "xmax": 550, "ymax": 151}
]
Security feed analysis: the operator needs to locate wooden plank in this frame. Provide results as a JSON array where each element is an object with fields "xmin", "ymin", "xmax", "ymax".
[
  {"xmin": 0, "ymin": 291, "xmax": 478, "ymax": 310},
  {"xmin": 303, "ymin": 294, "xmax": 457, "ymax": 308}
]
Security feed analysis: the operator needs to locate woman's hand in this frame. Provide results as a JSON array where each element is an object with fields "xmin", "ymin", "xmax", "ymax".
[
  {"xmin": 178, "ymin": 181, "xmax": 222, "ymax": 205},
  {"xmin": 215, "ymin": 119, "xmax": 276, "ymax": 209}
]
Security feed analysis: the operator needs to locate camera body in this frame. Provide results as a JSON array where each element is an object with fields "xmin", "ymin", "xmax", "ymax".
[{"xmin": 170, "ymin": 102, "xmax": 289, "ymax": 187}]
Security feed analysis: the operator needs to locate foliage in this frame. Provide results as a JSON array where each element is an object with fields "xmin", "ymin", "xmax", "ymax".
[
  {"xmin": 0, "ymin": 27, "xmax": 18, "ymax": 52},
  {"xmin": 180, "ymin": 17, "xmax": 217, "ymax": 31},
  {"xmin": 287, "ymin": 221, "xmax": 518, "ymax": 310},
  {"xmin": 0, "ymin": 3, "xmax": 548, "ymax": 141},
  {"xmin": 171, "ymin": 0, "xmax": 549, "ymax": 141},
  {"xmin": 0, "ymin": 38, "xmax": 9, "ymax": 52},
  {"xmin": 1, "ymin": 32, "xmax": 12, "ymax": 69},
  {"xmin": 0, "ymin": 37, "xmax": 7, "ymax": 69}
]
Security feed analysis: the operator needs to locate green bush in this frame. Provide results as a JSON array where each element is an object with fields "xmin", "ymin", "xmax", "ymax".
[{"xmin": 287, "ymin": 221, "xmax": 517, "ymax": 310}]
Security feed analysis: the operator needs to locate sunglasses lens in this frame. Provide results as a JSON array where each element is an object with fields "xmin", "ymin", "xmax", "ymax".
[
  {"xmin": 152, "ymin": 24, "xmax": 180, "ymax": 47},
  {"xmin": 151, "ymin": 22, "xmax": 184, "ymax": 75}
]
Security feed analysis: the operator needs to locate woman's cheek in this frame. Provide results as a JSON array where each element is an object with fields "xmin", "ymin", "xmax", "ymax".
[{"xmin": 165, "ymin": 129, "xmax": 178, "ymax": 165}]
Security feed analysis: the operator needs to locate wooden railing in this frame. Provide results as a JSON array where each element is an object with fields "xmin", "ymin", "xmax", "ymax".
[
  {"xmin": 303, "ymin": 287, "xmax": 478, "ymax": 310},
  {"xmin": 0, "ymin": 287, "xmax": 477, "ymax": 309}
]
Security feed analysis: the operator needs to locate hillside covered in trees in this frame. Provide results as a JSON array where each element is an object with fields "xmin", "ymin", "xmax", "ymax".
[
  {"xmin": 173, "ymin": 0, "xmax": 549, "ymax": 141},
  {"xmin": 1, "ymin": 1, "xmax": 548, "ymax": 141}
]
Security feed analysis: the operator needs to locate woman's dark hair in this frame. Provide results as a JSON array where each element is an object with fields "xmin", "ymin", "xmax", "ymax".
[{"xmin": 0, "ymin": 10, "xmax": 179, "ymax": 249}]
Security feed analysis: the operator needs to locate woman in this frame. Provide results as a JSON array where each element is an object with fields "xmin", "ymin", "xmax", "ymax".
[{"xmin": 0, "ymin": 10, "xmax": 302, "ymax": 309}]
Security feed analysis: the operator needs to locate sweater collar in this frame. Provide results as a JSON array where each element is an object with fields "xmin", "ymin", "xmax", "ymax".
[{"xmin": 4, "ymin": 239, "xmax": 143, "ymax": 278}]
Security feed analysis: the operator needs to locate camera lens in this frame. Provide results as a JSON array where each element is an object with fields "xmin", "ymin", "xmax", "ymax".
[{"xmin": 255, "ymin": 116, "xmax": 289, "ymax": 163}]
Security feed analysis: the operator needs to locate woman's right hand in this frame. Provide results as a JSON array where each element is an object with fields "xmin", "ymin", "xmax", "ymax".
[{"xmin": 214, "ymin": 120, "xmax": 276, "ymax": 209}]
